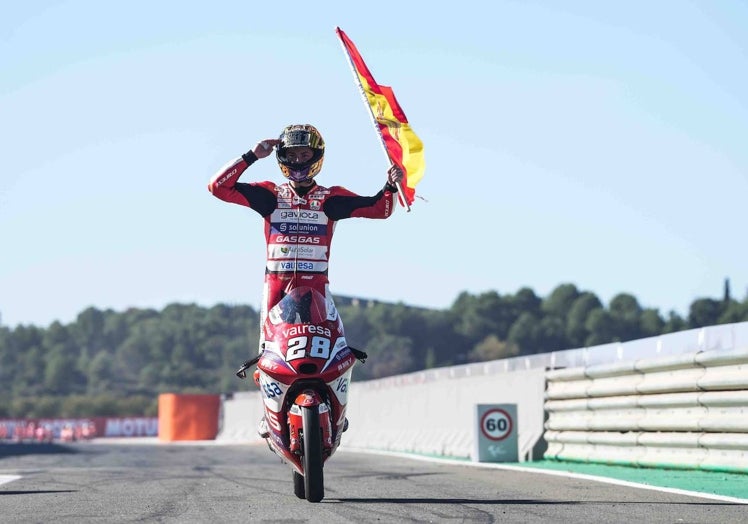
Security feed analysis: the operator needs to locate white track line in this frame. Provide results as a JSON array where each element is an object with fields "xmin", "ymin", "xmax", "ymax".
[
  {"xmin": 0, "ymin": 475, "xmax": 22, "ymax": 487},
  {"xmin": 341, "ymin": 448, "xmax": 748, "ymax": 505}
]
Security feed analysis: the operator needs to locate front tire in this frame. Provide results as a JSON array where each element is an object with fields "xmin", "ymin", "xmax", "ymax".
[{"xmin": 302, "ymin": 405, "xmax": 324, "ymax": 503}]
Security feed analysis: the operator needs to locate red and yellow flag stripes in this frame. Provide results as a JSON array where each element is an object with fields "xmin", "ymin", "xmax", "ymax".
[{"xmin": 336, "ymin": 27, "xmax": 425, "ymax": 209}]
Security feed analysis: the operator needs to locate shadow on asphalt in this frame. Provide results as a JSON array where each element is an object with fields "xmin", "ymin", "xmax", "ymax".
[
  {"xmin": 0, "ymin": 443, "xmax": 78, "ymax": 458},
  {"xmin": 0, "ymin": 490, "xmax": 78, "ymax": 495}
]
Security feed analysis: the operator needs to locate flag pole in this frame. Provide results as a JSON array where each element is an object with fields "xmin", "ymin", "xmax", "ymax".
[{"xmin": 335, "ymin": 28, "xmax": 411, "ymax": 212}]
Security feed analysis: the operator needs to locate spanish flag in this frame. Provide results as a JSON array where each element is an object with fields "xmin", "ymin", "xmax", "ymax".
[{"xmin": 336, "ymin": 27, "xmax": 425, "ymax": 210}]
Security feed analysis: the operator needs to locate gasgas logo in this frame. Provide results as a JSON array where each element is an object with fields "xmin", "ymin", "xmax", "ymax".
[{"xmin": 275, "ymin": 235, "xmax": 320, "ymax": 244}]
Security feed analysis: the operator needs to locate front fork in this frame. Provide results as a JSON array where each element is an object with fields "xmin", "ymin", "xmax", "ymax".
[
  {"xmin": 288, "ymin": 390, "xmax": 333, "ymax": 454},
  {"xmin": 246, "ymin": 366, "xmax": 333, "ymax": 455}
]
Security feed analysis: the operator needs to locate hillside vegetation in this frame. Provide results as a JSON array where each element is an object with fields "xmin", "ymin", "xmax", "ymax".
[{"xmin": 2, "ymin": 283, "xmax": 746, "ymax": 418}]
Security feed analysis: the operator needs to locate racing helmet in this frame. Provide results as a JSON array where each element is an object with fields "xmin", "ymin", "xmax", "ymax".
[{"xmin": 276, "ymin": 124, "xmax": 325, "ymax": 182}]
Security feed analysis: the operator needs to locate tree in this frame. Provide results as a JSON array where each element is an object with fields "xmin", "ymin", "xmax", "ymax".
[
  {"xmin": 609, "ymin": 293, "xmax": 643, "ymax": 341},
  {"xmin": 0, "ymin": 327, "xmax": 16, "ymax": 387},
  {"xmin": 422, "ymin": 309, "xmax": 471, "ymax": 368},
  {"xmin": 535, "ymin": 316, "xmax": 568, "ymax": 353},
  {"xmin": 87, "ymin": 351, "xmax": 115, "ymax": 395},
  {"xmin": 451, "ymin": 291, "xmax": 514, "ymax": 344},
  {"xmin": 336, "ymin": 305, "xmax": 374, "ymax": 350},
  {"xmin": 356, "ymin": 334, "xmax": 414, "ymax": 380},
  {"xmin": 44, "ymin": 350, "xmax": 80, "ymax": 395},
  {"xmin": 585, "ymin": 309, "xmax": 617, "ymax": 346},
  {"xmin": 719, "ymin": 300, "xmax": 748, "ymax": 324},
  {"xmin": 42, "ymin": 322, "xmax": 87, "ymax": 394},
  {"xmin": 663, "ymin": 310, "xmax": 686, "ymax": 334},
  {"xmin": 468, "ymin": 335, "xmax": 519, "ymax": 362},
  {"xmin": 507, "ymin": 312, "xmax": 539, "ymax": 354},
  {"xmin": 688, "ymin": 298, "xmax": 723, "ymax": 328},
  {"xmin": 542, "ymin": 284, "xmax": 580, "ymax": 321},
  {"xmin": 513, "ymin": 287, "xmax": 542, "ymax": 317},
  {"xmin": 640, "ymin": 308, "xmax": 665, "ymax": 338},
  {"xmin": 72, "ymin": 307, "xmax": 106, "ymax": 353},
  {"xmin": 566, "ymin": 293, "xmax": 603, "ymax": 348}
]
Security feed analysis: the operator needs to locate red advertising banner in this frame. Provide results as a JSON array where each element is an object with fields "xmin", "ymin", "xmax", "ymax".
[{"xmin": 0, "ymin": 417, "xmax": 159, "ymax": 442}]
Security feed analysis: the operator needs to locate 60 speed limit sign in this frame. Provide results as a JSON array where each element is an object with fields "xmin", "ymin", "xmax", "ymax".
[
  {"xmin": 480, "ymin": 408, "xmax": 513, "ymax": 441},
  {"xmin": 473, "ymin": 404, "xmax": 518, "ymax": 462}
]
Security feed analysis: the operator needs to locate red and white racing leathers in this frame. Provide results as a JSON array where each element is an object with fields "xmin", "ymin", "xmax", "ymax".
[{"xmin": 208, "ymin": 151, "xmax": 398, "ymax": 351}]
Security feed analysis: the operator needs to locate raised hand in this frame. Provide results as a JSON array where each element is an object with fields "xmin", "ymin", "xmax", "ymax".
[
  {"xmin": 387, "ymin": 165, "xmax": 404, "ymax": 186},
  {"xmin": 252, "ymin": 139, "xmax": 281, "ymax": 159}
]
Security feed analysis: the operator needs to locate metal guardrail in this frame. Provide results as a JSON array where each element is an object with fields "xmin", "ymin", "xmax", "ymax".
[{"xmin": 543, "ymin": 324, "xmax": 748, "ymax": 473}]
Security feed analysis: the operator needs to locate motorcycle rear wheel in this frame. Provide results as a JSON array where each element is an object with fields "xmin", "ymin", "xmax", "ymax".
[{"xmin": 302, "ymin": 405, "xmax": 324, "ymax": 503}]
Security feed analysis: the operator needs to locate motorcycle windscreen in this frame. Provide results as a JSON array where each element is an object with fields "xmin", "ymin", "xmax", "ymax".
[{"xmin": 267, "ymin": 286, "xmax": 336, "ymax": 326}]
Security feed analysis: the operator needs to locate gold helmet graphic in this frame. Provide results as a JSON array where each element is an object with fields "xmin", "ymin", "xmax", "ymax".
[{"xmin": 276, "ymin": 124, "xmax": 325, "ymax": 182}]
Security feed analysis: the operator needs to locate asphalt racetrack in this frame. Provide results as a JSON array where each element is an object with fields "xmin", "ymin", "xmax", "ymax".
[{"xmin": 1, "ymin": 441, "xmax": 746, "ymax": 523}]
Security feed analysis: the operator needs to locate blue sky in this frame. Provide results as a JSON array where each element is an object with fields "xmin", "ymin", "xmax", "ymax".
[{"xmin": 2, "ymin": 1, "xmax": 747, "ymax": 328}]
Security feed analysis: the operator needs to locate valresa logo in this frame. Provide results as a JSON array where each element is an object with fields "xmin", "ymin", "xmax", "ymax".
[
  {"xmin": 279, "ymin": 261, "xmax": 315, "ymax": 271},
  {"xmin": 280, "ymin": 210, "xmax": 319, "ymax": 220}
]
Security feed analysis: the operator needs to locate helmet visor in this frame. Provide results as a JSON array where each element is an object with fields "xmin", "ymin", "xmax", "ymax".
[{"xmin": 280, "ymin": 129, "xmax": 324, "ymax": 149}]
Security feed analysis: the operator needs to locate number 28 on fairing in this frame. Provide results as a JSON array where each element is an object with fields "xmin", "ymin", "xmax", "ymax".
[{"xmin": 285, "ymin": 335, "xmax": 332, "ymax": 361}]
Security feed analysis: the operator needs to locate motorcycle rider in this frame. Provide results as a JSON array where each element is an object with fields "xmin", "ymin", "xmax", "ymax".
[
  {"xmin": 209, "ymin": 123, "xmax": 402, "ymax": 331},
  {"xmin": 209, "ymin": 125, "xmax": 402, "ymax": 437},
  {"xmin": 208, "ymin": 124, "xmax": 403, "ymax": 436}
]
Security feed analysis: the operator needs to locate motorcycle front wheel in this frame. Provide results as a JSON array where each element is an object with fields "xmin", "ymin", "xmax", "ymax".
[{"xmin": 302, "ymin": 405, "xmax": 324, "ymax": 502}]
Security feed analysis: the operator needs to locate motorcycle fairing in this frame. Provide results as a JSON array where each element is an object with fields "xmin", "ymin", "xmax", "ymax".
[{"xmin": 253, "ymin": 286, "xmax": 358, "ymax": 477}]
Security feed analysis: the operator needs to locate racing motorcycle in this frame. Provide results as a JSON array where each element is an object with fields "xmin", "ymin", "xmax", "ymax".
[{"xmin": 236, "ymin": 286, "xmax": 366, "ymax": 503}]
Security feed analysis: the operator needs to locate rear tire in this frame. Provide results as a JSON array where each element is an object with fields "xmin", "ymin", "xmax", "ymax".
[
  {"xmin": 302, "ymin": 405, "xmax": 324, "ymax": 503},
  {"xmin": 292, "ymin": 470, "xmax": 305, "ymax": 499}
]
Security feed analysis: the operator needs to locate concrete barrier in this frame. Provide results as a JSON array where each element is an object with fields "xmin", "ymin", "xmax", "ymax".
[
  {"xmin": 342, "ymin": 366, "xmax": 547, "ymax": 460},
  {"xmin": 216, "ymin": 391, "xmax": 264, "ymax": 443},
  {"xmin": 217, "ymin": 364, "xmax": 547, "ymax": 461}
]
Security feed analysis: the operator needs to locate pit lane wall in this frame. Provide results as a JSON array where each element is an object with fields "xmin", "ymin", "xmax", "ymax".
[
  {"xmin": 218, "ymin": 321, "xmax": 748, "ymax": 470},
  {"xmin": 217, "ymin": 364, "xmax": 547, "ymax": 460},
  {"xmin": 342, "ymin": 365, "xmax": 547, "ymax": 460}
]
